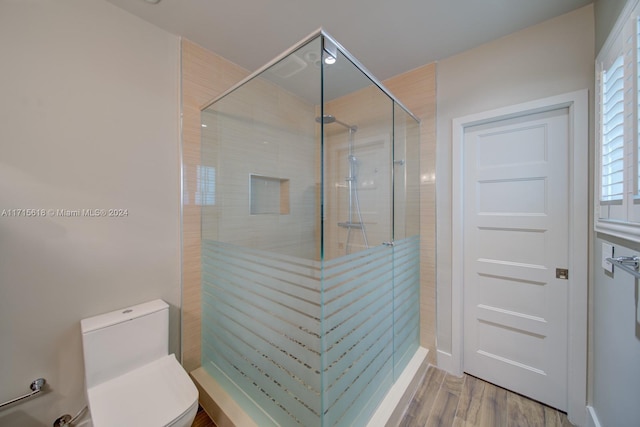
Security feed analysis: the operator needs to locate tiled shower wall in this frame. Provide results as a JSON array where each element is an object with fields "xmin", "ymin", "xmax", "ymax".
[
  {"xmin": 181, "ymin": 39, "xmax": 249, "ymax": 372},
  {"xmin": 181, "ymin": 38, "xmax": 437, "ymax": 372},
  {"xmin": 322, "ymin": 85, "xmax": 420, "ymax": 260},
  {"xmin": 200, "ymin": 78, "xmax": 318, "ymax": 258}
]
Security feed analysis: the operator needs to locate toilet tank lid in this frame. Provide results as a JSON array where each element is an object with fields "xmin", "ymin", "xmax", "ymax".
[{"xmin": 81, "ymin": 299, "xmax": 168, "ymax": 334}]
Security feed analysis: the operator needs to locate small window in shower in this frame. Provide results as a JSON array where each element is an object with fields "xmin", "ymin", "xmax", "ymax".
[
  {"xmin": 250, "ymin": 174, "xmax": 290, "ymax": 215},
  {"xmin": 196, "ymin": 165, "xmax": 216, "ymax": 206}
]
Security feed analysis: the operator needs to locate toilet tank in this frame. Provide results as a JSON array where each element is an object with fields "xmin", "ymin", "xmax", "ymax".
[{"xmin": 81, "ymin": 299, "xmax": 169, "ymax": 389}]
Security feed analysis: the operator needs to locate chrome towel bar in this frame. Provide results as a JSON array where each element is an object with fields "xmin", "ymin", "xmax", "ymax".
[
  {"xmin": 606, "ymin": 256, "xmax": 640, "ymax": 279},
  {"xmin": 0, "ymin": 378, "xmax": 46, "ymax": 410}
]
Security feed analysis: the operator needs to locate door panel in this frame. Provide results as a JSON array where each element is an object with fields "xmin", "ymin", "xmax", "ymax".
[{"xmin": 463, "ymin": 108, "xmax": 569, "ymax": 411}]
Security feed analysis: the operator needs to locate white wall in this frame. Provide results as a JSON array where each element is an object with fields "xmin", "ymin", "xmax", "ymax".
[
  {"xmin": 590, "ymin": 2, "xmax": 640, "ymax": 425},
  {"xmin": 435, "ymin": 5, "xmax": 594, "ymax": 358},
  {"xmin": 591, "ymin": 237, "xmax": 640, "ymax": 426},
  {"xmin": 0, "ymin": 1, "xmax": 180, "ymax": 425}
]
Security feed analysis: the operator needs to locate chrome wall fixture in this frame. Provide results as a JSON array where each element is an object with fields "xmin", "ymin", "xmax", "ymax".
[
  {"xmin": 607, "ymin": 256, "xmax": 640, "ymax": 279},
  {"xmin": 0, "ymin": 378, "xmax": 46, "ymax": 410}
]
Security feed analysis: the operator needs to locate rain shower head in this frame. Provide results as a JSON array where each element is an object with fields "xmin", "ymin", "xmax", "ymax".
[
  {"xmin": 316, "ymin": 114, "xmax": 336, "ymax": 124},
  {"xmin": 315, "ymin": 114, "xmax": 357, "ymax": 131}
]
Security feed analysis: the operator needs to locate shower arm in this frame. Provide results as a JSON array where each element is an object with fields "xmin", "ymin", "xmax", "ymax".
[{"xmin": 338, "ymin": 120, "xmax": 358, "ymax": 133}]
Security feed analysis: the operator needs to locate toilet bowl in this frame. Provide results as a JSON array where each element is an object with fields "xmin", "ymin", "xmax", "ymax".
[{"xmin": 81, "ymin": 300, "xmax": 198, "ymax": 427}]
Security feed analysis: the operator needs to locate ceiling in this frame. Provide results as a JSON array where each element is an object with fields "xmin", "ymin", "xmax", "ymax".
[{"xmin": 106, "ymin": 0, "xmax": 593, "ymax": 81}]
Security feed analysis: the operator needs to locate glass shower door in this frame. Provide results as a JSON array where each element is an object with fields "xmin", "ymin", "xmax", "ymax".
[
  {"xmin": 392, "ymin": 104, "xmax": 421, "ymax": 380},
  {"xmin": 320, "ymin": 43, "xmax": 396, "ymax": 426}
]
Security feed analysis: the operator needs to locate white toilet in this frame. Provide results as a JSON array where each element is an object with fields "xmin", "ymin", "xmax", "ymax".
[{"xmin": 81, "ymin": 299, "xmax": 198, "ymax": 427}]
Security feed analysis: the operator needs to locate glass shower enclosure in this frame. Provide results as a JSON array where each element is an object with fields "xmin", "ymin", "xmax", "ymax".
[{"xmin": 200, "ymin": 30, "xmax": 420, "ymax": 427}]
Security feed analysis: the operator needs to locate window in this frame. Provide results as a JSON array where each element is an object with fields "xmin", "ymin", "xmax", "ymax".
[
  {"xmin": 595, "ymin": 0, "xmax": 640, "ymax": 241},
  {"xmin": 196, "ymin": 165, "xmax": 216, "ymax": 206},
  {"xmin": 601, "ymin": 55, "xmax": 624, "ymax": 203}
]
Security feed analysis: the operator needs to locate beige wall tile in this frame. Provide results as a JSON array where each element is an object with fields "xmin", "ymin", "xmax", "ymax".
[{"xmin": 181, "ymin": 39, "xmax": 249, "ymax": 372}]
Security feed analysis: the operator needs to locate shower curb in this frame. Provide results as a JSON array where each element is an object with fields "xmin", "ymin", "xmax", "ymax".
[{"xmin": 190, "ymin": 347, "xmax": 428, "ymax": 427}]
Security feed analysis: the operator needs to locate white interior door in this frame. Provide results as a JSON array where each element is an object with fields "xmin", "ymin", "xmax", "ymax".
[{"xmin": 462, "ymin": 107, "xmax": 569, "ymax": 411}]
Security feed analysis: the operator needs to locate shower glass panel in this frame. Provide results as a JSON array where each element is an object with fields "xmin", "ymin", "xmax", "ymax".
[
  {"xmin": 200, "ymin": 30, "xmax": 420, "ymax": 427},
  {"xmin": 392, "ymin": 105, "xmax": 421, "ymax": 380},
  {"xmin": 322, "ymin": 48, "xmax": 393, "ymax": 260}
]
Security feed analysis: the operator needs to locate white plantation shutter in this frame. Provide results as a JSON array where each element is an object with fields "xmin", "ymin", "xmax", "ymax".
[
  {"xmin": 601, "ymin": 55, "xmax": 625, "ymax": 202},
  {"xmin": 595, "ymin": 0, "xmax": 640, "ymax": 241}
]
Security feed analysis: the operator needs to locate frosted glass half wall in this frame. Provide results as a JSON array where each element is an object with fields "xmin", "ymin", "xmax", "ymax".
[{"xmin": 199, "ymin": 30, "xmax": 421, "ymax": 426}]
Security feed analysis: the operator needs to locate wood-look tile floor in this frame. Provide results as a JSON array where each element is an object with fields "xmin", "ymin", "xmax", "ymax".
[
  {"xmin": 191, "ymin": 406, "xmax": 216, "ymax": 427},
  {"xmin": 191, "ymin": 364, "xmax": 573, "ymax": 427},
  {"xmin": 388, "ymin": 364, "xmax": 574, "ymax": 427}
]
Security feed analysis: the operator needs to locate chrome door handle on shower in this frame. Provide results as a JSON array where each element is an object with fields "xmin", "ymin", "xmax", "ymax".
[{"xmin": 382, "ymin": 241, "xmax": 395, "ymax": 247}]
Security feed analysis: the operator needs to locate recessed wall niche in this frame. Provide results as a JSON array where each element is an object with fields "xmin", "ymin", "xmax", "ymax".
[{"xmin": 250, "ymin": 174, "xmax": 290, "ymax": 215}]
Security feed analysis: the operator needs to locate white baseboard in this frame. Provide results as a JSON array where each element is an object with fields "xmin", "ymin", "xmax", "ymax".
[{"xmin": 436, "ymin": 349, "xmax": 461, "ymax": 376}]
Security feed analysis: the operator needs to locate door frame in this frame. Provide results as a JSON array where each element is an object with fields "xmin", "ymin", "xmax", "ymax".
[{"xmin": 448, "ymin": 90, "xmax": 588, "ymax": 425}]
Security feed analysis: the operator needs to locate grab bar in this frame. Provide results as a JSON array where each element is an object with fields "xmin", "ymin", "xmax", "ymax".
[
  {"xmin": 0, "ymin": 378, "xmax": 46, "ymax": 410},
  {"xmin": 607, "ymin": 256, "xmax": 640, "ymax": 279}
]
